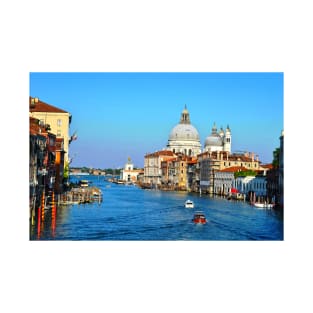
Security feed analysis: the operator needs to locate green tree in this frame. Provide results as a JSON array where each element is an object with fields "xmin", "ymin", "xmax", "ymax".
[
  {"xmin": 272, "ymin": 148, "xmax": 280, "ymax": 168},
  {"xmin": 234, "ymin": 170, "xmax": 257, "ymax": 178},
  {"xmin": 63, "ymin": 161, "xmax": 70, "ymax": 179}
]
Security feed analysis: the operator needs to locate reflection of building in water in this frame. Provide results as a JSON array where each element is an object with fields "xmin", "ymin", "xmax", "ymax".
[{"xmin": 120, "ymin": 157, "xmax": 143, "ymax": 182}]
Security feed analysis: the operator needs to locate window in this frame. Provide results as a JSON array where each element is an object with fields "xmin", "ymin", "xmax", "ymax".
[
  {"xmin": 57, "ymin": 130, "xmax": 61, "ymax": 137},
  {"xmin": 57, "ymin": 119, "xmax": 62, "ymax": 127}
]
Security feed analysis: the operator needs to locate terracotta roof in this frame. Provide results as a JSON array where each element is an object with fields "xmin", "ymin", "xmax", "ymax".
[
  {"xmin": 228, "ymin": 155, "xmax": 258, "ymax": 162},
  {"xmin": 145, "ymin": 150, "xmax": 175, "ymax": 158},
  {"xmin": 198, "ymin": 151, "xmax": 260, "ymax": 163},
  {"xmin": 188, "ymin": 160, "xmax": 197, "ymax": 164},
  {"xmin": 220, "ymin": 166, "xmax": 248, "ymax": 173},
  {"xmin": 162, "ymin": 157, "xmax": 177, "ymax": 162},
  {"xmin": 29, "ymin": 96, "xmax": 68, "ymax": 113},
  {"xmin": 261, "ymin": 163, "xmax": 273, "ymax": 169}
]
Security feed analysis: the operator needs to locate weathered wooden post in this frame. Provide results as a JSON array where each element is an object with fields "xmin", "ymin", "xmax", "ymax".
[
  {"xmin": 41, "ymin": 191, "xmax": 45, "ymax": 221},
  {"xmin": 51, "ymin": 192, "xmax": 56, "ymax": 237}
]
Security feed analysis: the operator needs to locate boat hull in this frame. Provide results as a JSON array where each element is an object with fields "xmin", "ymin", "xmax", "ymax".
[
  {"xmin": 253, "ymin": 203, "xmax": 275, "ymax": 209},
  {"xmin": 193, "ymin": 218, "xmax": 206, "ymax": 224}
]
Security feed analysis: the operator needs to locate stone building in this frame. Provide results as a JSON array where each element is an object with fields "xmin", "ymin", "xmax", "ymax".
[
  {"xmin": 29, "ymin": 97, "xmax": 72, "ymax": 166},
  {"xmin": 278, "ymin": 131, "xmax": 284, "ymax": 208},
  {"xmin": 198, "ymin": 150, "xmax": 264, "ymax": 194},
  {"xmin": 120, "ymin": 157, "xmax": 143, "ymax": 183},
  {"xmin": 160, "ymin": 154, "xmax": 196, "ymax": 191},
  {"xmin": 213, "ymin": 168, "xmax": 235, "ymax": 196},
  {"xmin": 144, "ymin": 150, "xmax": 176, "ymax": 186},
  {"xmin": 266, "ymin": 130, "xmax": 284, "ymax": 208},
  {"xmin": 233, "ymin": 175, "xmax": 268, "ymax": 198}
]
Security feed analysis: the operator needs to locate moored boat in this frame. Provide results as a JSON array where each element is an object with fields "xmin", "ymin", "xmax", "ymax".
[
  {"xmin": 253, "ymin": 202, "xmax": 275, "ymax": 209},
  {"xmin": 79, "ymin": 180, "xmax": 89, "ymax": 187}
]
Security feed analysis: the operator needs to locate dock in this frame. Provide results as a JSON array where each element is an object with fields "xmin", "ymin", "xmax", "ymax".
[{"xmin": 59, "ymin": 186, "xmax": 103, "ymax": 205}]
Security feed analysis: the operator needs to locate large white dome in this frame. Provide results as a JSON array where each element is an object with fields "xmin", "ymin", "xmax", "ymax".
[
  {"xmin": 166, "ymin": 105, "xmax": 202, "ymax": 156},
  {"xmin": 169, "ymin": 124, "xmax": 200, "ymax": 141}
]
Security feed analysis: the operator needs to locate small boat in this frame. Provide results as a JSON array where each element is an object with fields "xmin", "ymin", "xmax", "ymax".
[
  {"xmin": 254, "ymin": 202, "xmax": 275, "ymax": 209},
  {"xmin": 185, "ymin": 199, "xmax": 194, "ymax": 208},
  {"xmin": 79, "ymin": 180, "xmax": 89, "ymax": 187},
  {"xmin": 192, "ymin": 211, "xmax": 207, "ymax": 224}
]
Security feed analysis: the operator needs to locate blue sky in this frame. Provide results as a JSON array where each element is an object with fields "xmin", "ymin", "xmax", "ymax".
[{"xmin": 30, "ymin": 72, "xmax": 283, "ymax": 169}]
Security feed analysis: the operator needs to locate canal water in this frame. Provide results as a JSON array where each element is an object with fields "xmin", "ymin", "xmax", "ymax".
[{"xmin": 30, "ymin": 175, "xmax": 283, "ymax": 240}]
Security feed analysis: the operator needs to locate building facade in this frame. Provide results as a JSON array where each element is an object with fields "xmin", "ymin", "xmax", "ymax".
[
  {"xmin": 278, "ymin": 131, "xmax": 284, "ymax": 208},
  {"xmin": 160, "ymin": 154, "xmax": 198, "ymax": 191},
  {"xmin": 233, "ymin": 175, "xmax": 268, "ymax": 198},
  {"xmin": 144, "ymin": 150, "xmax": 176, "ymax": 186},
  {"xmin": 214, "ymin": 169, "xmax": 235, "ymax": 196},
  {"xmin": 29, "ymin": 97, "xmax": 72, "ymax": 166},
  {"xmin": 120, "ymin": 157, "xmax": 143, "ymax": 183},
  {"xmin": 29, "ymin": 116, "xmax": 66, "ymax": 225},
  {"xmin": 198, "ymin": 150, "xmax": 265, "ymax": 194},
  {"xmin": 266, "ymin": 130, "xmax": 284, "ymax": 208}
]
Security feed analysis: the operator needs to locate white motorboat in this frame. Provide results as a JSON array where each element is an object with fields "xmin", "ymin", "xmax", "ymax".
[{"xmin": 185, "ymin": 200, "xmax": 194, "ymax": 208}]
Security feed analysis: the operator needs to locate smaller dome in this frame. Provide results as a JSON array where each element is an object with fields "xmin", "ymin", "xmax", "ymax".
[{"xmin": 204, "ymin": 133, "xmax": 223, "ymax": 147}]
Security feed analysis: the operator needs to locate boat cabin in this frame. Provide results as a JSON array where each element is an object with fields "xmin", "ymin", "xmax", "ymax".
[
  {"xmin": 193, "ymin": 211, "xmax": 207, "ymax": 224},
  {"xmin": 79, "ymin": 180, "xmax": 89, "ymax": 187}
]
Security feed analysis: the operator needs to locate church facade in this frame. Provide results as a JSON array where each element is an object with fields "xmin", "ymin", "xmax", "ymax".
[{"xmin": 120, "ymin": 157, "xmax": 143, "ymax": 183}]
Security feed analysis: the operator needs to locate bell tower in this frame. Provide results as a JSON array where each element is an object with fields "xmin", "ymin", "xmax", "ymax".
[
  {"xmin": 179, "ymin": 104, "xmax": 191, "ymax": 124},
  {"xmin": 224, "ymin": 125, "xmax": 231, "ymax": 153}
]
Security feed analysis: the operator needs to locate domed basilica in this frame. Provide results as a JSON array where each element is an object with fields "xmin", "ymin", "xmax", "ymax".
[
  {"xmin": 204, "ymin": 122, "xmax": 231, "ymax": 153},
  {"xmin": 166, "ymin": 105, "xmax": 201, "ymax": 156},
  {"xmin": 166, "ymin": 105, "xmax": 231, "ymax": 155}
]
